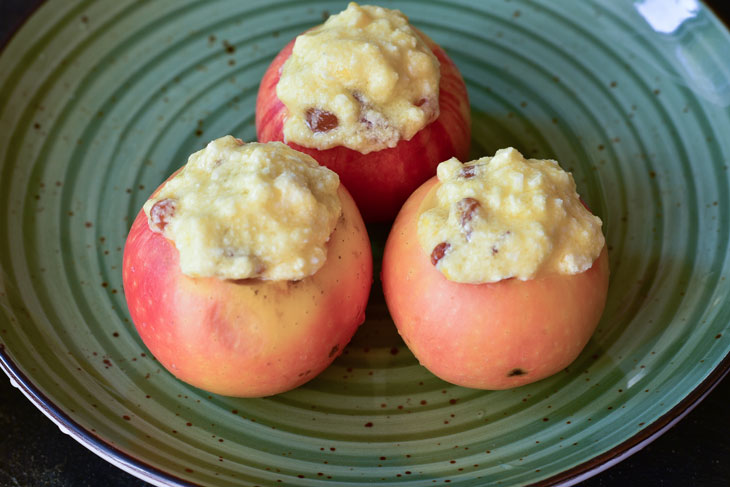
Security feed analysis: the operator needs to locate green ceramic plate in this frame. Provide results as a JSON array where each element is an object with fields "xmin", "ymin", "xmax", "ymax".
[{"xmin": 2, "ymin": 1, "xmax": 729, "ymax": 485}]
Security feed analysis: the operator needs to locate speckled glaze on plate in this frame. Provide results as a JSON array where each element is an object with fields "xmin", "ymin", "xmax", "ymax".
[{"xmin": 1, "ymin": 1, "xmax": 729, "ymax": 486}]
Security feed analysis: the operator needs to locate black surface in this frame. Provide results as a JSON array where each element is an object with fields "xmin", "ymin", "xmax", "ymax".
[{"xmin": 2, "ymin": 1, "xmax": 730, "ymax": 486}]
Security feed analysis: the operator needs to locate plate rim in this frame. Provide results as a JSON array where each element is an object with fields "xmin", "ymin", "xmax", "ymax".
[
  {"xmin": 0, "ymin": 347, "xmax": 194, "ymax": 487},
  {"xmin": 2, "ymin": 343, "xmax": 728, "ymax": 486},
  {"xmin": 534, "ymin": 352, "xmax": 730, "ymax": 486}
]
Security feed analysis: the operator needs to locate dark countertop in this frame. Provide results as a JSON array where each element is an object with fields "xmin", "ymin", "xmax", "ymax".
[{"xmin": 1, "ymin": 1, "xmax": 730, "ymax": 486}]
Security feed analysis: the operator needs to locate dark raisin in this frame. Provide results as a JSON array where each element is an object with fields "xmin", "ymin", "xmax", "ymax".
[
  {"xmin": 460, "ymin": 165, "xmax": 477, "ymax": 179},
  {"xmin": 352, "ymin": 92, "xmax": 373, "ymax": 128},
  {"xmin": 458, "ymin": 198, "xmax": 480, "ymax": 225},
  {"xmin": 430, "ymin": 242, "xmax": 451, "ymax": 266},
  {"xmin": 457, "ymin": 198, "xmax": 481, "ymax": 241},
  {"xmin": 305, "ymin": 108, "xmax": 338, "ymax": 132},
  {"xmin": 150, "ymin": 198, "xmax": 176, "ymax": 231}
]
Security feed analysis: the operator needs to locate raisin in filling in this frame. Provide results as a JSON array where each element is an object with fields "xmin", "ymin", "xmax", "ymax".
[
  {"xmin": 150, "ymin": 198, "xmax": 177, "ymax": 232},
  {"xmin": 430, "ymin": 241, "xmax": 451, "ymax": 266},
  {"xmin": 305, "ymin": 108, "xmax": 338, "ymax": 133},
  {"xmin": 460, "ymin": 165, "xmax": 477, "ymax": 179},
  {"xmin": 457, "ymin": 197, "xmax": 481, "ymax": 241}
]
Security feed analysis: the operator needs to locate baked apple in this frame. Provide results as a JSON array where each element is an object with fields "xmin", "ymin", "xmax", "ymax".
[
  {"xmin": 256, "ymin": 2, "xmax": 471, "ymax": 222},
  {"xmin": 381, "ymin": 148, "xmax": 609, "ymax": 389},
  {"xmin": 122, "ymin": 136, "xmax": 372, "ymax": 397}
]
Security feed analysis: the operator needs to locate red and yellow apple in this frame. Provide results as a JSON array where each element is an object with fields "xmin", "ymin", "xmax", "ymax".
[
  {"xmin": 123, "ymin": 182, "xmax": 372, "ymax": 397},
  {"xmin": 381, "ymin": 178, "xmax": 610, "ymax": 390},
  {"xmin": 256, "ymin": 33, "xmax": 471, "ymax": 223}
]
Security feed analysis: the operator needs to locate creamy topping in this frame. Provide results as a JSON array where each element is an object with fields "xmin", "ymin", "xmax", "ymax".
[
  {"xmin": 143, "ymin": 136, "xmax": 342, "ymax": 281},
  {"xmin": 276, "ymin": 2, "xmax": 440, "ymax": 154},
  {"xmin": 417, "ymin": 148, "xmax": 605, "ymax": 283}
]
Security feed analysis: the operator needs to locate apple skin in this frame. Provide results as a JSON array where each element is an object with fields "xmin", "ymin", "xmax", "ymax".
[
  {"xmin": 122, "ymin": 184, "xmax": 372, "ymax": 397},
  {"xmin": 381, "ymin": 178, "xmax": 610, "ymax": 390},
  {"xmin": 256, "ymin": 33, "xmax": 471, "ymax": 223}
]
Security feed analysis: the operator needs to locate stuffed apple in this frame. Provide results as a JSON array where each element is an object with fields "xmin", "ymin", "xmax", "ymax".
[
  {"xmin": 256, "ymin": 2, "xmax": 471, "ymax": 222},
  {"xmin": 123, "ymin": 136, "xmax": 372, "ymax": 397},
  {"xmin": 381, "ymin": 148, "xmax": 609, "ymax": 389}
]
